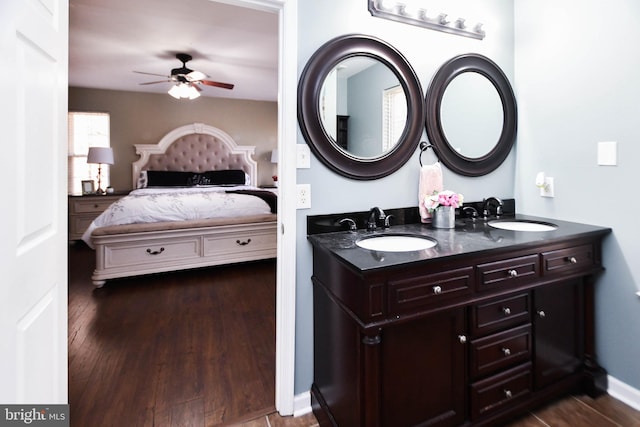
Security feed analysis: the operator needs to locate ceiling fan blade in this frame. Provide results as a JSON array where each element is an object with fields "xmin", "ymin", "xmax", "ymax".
[
  {"xmin": 200, "ymin": 80, "xmax": 234, "ymax": 90},
  {"xmin": 192, "ymin": 83, "xmax": 202, "ymax": 92},
  {"xmin": 133, "ymin": 71, "xmax": 169, "ymax": 77},
  {"xmin": 139, "ymin": 80, "xmax": 171, "ymax": 85}
]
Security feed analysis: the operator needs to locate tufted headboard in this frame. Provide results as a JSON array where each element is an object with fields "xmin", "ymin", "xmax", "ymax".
[{"xmin": 132, "ymin": 123, "xmax": 257, "ymax": 188}]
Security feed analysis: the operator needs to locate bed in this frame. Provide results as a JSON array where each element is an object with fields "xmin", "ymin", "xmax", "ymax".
[{"xmin": 83, "ymin": 122, "xmax": 278, "ymax": 287}]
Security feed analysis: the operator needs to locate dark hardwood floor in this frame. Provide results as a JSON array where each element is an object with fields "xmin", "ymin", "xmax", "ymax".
[{"xmin": 68, "ymin": 243, "xmax": 276, "ymax": 426}]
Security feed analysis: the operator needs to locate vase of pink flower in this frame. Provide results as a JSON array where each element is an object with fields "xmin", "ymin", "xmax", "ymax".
[{"xmin": 424, "ymin": 190, "xmax": 463, "ymax": 229}]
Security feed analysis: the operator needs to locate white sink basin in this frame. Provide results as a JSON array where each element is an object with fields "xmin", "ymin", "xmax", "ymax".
[
  {"xmin": 356, "ymin": 235, "xmax": 437, "ymax": 252},
  {"xmin": 488, "ymin": 220, "xmax": 557, "ymax": 232}
]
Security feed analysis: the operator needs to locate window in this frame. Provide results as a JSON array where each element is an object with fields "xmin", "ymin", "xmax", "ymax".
[
  {"xmin": 382, "ymin": 85, "xmax": 407, "ymax": 152},
  {"xmin": 68, "ymin": 112, "xmax": 110, "ymax": 194}
]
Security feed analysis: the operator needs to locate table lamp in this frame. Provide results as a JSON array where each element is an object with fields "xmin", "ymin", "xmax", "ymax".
[{"xmin": 87, "ymin": 147, "xmax": 114, "ymax": 194}]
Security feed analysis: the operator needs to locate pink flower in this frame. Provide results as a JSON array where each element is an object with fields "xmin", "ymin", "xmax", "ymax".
[{"xmin": 424, "ymin": 190, "xmax": 464, "ymax": 212}]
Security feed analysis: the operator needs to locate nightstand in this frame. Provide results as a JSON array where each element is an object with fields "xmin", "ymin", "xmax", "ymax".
[{"xmin": 68, "ymin": 192, "xmax": 127, "ymax": 241}]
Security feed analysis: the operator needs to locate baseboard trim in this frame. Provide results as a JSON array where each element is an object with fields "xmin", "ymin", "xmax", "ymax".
[
  {"xmin": 608, "ymin": 375, "xmax": 640, "ymax": 411},
  {"xmin": 293, "ymin": 391, "xmax": 312, "ymax": 417},
  {"xmin": 293, "ymin": 378, "xmax": 640, "ymax": 418}
]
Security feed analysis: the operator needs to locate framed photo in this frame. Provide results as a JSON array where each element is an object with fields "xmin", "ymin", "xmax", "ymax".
[{"xmin": 81, "ymin": 180, "xmax": 95, "ymax": 195}]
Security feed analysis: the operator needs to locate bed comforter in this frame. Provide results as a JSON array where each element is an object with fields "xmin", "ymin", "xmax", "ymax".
[{"xmin": 81, "ymin": 185, "xmax": 276, "ymax": 248}]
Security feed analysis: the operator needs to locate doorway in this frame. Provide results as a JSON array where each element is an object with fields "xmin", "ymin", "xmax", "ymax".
[{"xmin": 67, "ymin": 0, "xmax": 297, "ymax": 418}]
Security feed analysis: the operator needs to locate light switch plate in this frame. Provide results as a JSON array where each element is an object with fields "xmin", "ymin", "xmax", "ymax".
[
  {"xmin": 597, "ymin": 141, "xmax": 617, "ymax": 166},
  {"xmin": 297, "ymin": 144, "xmax": 311, "ymax": 169}
]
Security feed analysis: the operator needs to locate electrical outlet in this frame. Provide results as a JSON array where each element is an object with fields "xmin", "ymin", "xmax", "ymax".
[
  {"xmin": 296, "ymin": 184, "xmax": 311, "ymax": 209},
  {"xmin": 540, "ymin": 177, "xmax": 555, "ymax": 198}
]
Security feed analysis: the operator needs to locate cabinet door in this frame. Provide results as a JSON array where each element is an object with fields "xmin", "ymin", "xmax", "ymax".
[
  {"xmin": 534, "ymin": 280, "xmax": 584, "ymax": 389},
  {"xmin": 380, "ymin": 308, "xmax": 466, "ymax": 427}
]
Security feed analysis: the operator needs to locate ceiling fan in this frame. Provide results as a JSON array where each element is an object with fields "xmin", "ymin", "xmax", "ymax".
[{"xmin": 134, "ymin": 53, "xmax": 234, "ymax": 98}]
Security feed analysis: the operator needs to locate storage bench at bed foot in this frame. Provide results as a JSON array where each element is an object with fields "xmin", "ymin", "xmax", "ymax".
[{"xmin": 90, "ymin": 221, "xmax": 277, "ymax": 287}]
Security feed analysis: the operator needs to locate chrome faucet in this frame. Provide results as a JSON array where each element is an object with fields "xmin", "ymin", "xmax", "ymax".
[
  {"xmin": 462, "ymin": 206, "xmax": 479, "ymax": 221},
  {"xmin": 338, "ymin": 217, "xmax": 357, "ymax": 231},
  {"xmin": 482, "ymin": 197, "xmax": 504, "ymax": 219},
  {"xmin": 367, "ymin": 207, "xmax": 386, "ymax": 231}
]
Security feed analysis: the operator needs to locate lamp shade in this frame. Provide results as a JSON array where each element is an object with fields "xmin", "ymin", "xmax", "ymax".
[
  {"xmin": 270, "ymin": 149, "xmax": 279, "ymax": 163},
  {"xmin": 87, "ymin": 147, "xmax": 114, "ymax": 165}
]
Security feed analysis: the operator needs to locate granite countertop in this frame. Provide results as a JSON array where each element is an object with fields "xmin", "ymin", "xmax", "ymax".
[{"xmin": 307, "ymin": 214, "xmax": 611, "ymax": 272}]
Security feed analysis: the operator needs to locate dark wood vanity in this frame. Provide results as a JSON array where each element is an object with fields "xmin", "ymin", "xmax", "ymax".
[{"xmin": 308, "ymin": 216, "xmax": 610, "ymax": 427}]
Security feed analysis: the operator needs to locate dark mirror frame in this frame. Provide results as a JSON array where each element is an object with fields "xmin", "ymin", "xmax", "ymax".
[
  {"xmin": 298, "ymin": 34, "xmax": 425, "ymax": 180},
  {"xmin": 425, "ymin": 53, "xmax": 517, "ymax": 177}
]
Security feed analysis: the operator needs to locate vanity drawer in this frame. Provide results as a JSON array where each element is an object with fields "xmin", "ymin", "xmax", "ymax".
[
  {"xmin": 471, "ymin": 293, "xmax": 531, "ymax": 336},
  {"xmin": 542, "ymin": 244, "xmax": 595, "ymax": 276},
  {"xmin": 477, "ymin": 254, "xmax": 539, "ymax": 291},
  {"xmin": 470, "ymin": 362, "xmax": 532, "ymax": 420},
  {"xmin": 388, "ymin": 266, "xmax": 473, "ymax": 314},
  {"xmin": 470, "ymin": 324, "xmax": 532, "ymax": 379}
]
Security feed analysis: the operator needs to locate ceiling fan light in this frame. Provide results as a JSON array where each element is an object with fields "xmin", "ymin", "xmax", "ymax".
[
  {"xmin": 168, "ymin": 83, "xmax": 200, "ymax": 100},
  {"xmin": 168, "ymin": 84, "xmax": 182, "ymax": 99},
  {"xmin": 187, "ymin": 70, "xmax": 207, "ymax": 81},
  {"xmin": 187, "ymin": 85, "xmax": 201, "ymax": 99}
]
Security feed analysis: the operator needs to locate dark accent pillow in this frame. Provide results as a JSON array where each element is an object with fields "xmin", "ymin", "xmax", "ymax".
[
  {"xmin": 199, "ymin": 170, "xmax": 246, "ymax": 185},
  {"xmin": 146, "ymin": 169, "xmax": 246, "ymax": 187},
  {"xmin": 146, "ymin": 171, "xmax": 200, "ymax": 187}
]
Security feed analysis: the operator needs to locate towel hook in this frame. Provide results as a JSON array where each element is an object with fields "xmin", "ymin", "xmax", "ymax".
[{"xmin": 419, "ymin": 141, "xmax": 432, "ymax": 167}]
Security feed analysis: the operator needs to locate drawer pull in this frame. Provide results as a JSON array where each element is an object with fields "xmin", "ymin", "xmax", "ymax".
[
  {"xmin": 458, "ymin": 335, "xmax": 467, "ymax": 344},
  {"xmin": 508, "ymin": 269, "xmax": 518, "ymax": 278},
  {"xmin": 94, "ymin": 204, "xmax": 99, "ymax": 208},
  {"xmin": 433, "ymin": 285, "xmax": 442, "ymax": 295},
  {"xmin": 502, "ymin": 347, "xmax": 511, "ymax": 356},
  {"xmin": 146, "ymin": 247, "xmax": 165, "ymax": 255},
  {"xmin": 502, "ymin": 307, "xmax": 511, "ymax": 316},
  {"xmin": 568, "ymin": 256, "xmax": 578, "ymax": 264},
  {"xmin": 236, "ymin": 238, "xmax": 252, "ymax": 246},
  {"xmin": 537, "ymin": 310, "xmax": 546, "ymax": 318},
  {"xmin": 504, "ymin": 389, "xmax": 513, "ymax": 399}
]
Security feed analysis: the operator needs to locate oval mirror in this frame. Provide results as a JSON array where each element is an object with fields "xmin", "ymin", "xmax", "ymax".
[
  {"xmin": 425, "ymin": 53, "xmax": 517, "ymax": 177},
  {"xmin": 298, "ymin": 34, "xmax": 425, "ymax": 180}
]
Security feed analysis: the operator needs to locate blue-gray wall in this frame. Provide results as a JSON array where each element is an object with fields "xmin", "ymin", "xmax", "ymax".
[
  {"xmin": 347, "ymin": 62, "xmax": 397, "ymax": 157},
  {"xmin": 295, "ymin": 0, "xmax": 516, "ymax": 394},
  {"xmin": 514, "ymin": 0, "xmax": 640, "ymax": 391}
]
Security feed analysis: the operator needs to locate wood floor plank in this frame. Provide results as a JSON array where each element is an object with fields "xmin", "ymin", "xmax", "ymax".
[
  {"xmin": 267, "ymin": 412, "xmax": 320, "ymax": 427},
  {"xmin": 530, "ymin": 396, "xmax": 620, "ymax": 427},
  {"xmin": 68, "ymin": 243, "xmax": 276, "ymax": 426},
  {"xmin": 574, "ymin": 394, "xmax": 640, "ymax": 426},
  {"xmin": 506, "ymin": 413, "xmax": 549, "ymax": 427}
]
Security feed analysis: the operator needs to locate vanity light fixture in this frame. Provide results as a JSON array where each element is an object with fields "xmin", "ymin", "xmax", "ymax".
[
  {"xmin": 168, "ymin": 83, "xmax": 201, "ymax": 100},
  {"xmin": 368, "ymin": 0, "xmax": 485, "ymax": 40}
]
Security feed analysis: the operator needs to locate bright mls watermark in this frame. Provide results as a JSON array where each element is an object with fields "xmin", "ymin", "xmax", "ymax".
[{"xmin": 0, "ymin": 406, "xmax": 68, "ymax": 427}]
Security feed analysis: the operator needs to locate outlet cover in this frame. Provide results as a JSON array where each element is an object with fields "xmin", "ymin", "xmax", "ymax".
[
  {"xmin": 540, "ymin": 177, "xmax": 555, "ymax": 197},
  {"xmin": 296, "ymin": 183, "xmax": 311, "ymax": 209},
  {"xmin": 597, "ymin": 141, "xmax": 617, "ymax": 166}
]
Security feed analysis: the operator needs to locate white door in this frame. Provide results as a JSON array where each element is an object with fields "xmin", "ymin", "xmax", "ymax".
[{"xmin": 0, "ymin": 0, "xmax": 68, "ymax": 403}]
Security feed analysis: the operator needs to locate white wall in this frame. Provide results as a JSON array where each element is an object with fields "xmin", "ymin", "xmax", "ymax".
[
  {"xmin": 514, "ymin": 0, "xmax": 640, "ymax": 391},
  {"xmin": 295, "ymin": 0, "xmax": 516, "ymax": 394}
]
